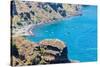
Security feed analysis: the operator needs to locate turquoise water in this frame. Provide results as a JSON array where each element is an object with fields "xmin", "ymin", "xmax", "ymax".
[{"xmin": 26, "ymin": 6, "xmax": 97, "ymax": 62}]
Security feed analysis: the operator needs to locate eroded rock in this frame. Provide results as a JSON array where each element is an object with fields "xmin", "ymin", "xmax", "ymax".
[{"xmin": 11, "ymin": 37, "xmax": 71, "ymax": 66}]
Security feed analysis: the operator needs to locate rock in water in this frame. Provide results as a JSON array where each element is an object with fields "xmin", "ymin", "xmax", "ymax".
[
  {"xmin": 39, "ymin": 39, "xmax": 71, "ymax": 64},
  {"xmin": 39, "ymin": 39, "xmax": 66, "ymax": 50},
  {"xmin": 11, "ymin": 37, "xmax": 71, "ymax": 66}
]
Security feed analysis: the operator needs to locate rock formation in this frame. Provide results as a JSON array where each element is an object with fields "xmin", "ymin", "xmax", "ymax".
[
  {"xmin": 11, "ymin": 37, "xmax": 71, "ymax": 66},
  {"xmin": 11, "ymin": 0, "xmax": 81, "ymax": 36}
]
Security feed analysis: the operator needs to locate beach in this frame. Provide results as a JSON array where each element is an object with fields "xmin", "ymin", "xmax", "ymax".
[{"xmin": 11, "ymin": 0, "xmax": 81, "ymax": 37}]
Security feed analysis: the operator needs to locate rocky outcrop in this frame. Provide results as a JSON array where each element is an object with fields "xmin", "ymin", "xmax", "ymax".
[
  {"xmin": 11, "ymin": 37, "xmax": 71, "ymax": 66},
  {"xmin": 39, "ymin": 39, "xmax": 66, "ymax": 50}
]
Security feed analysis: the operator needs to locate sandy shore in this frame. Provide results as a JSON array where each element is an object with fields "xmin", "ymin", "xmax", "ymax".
[
  {"xmin": 26, "ymin": 12, "xmax": 82, "ymax": 37},
  {"xmin": 12, "ymin": 1, "xmax": 82, "ymax": 37}
]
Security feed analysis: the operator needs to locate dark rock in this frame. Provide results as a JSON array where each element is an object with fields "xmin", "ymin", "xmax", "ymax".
[
  {"xmin": 30, "ymin": 11, "xmax": 35, "ymax": 15},
  {"xmin": 60, "ymin": 47, "xmax": 71, "ymax": 63},
  {"xmin": 46, "ymin": 45, "xmax": 61, "ymax": 52},
  {"xmin": 59, "ymin": 10, "xmax": 67, "ymax": 17},
  {"xmin": 19, "ymin": 55, "xmax": 25, "ymax": 60},
  {"xmin": 17, "ymin": 22, "xmax": 23, "ymax": 26},
  {"xmin": 48, "ymin": 3, "xmax": 63, "ymax": 12},
  {"xmin": 24, "ymin": 12, "xmax": 31, "ymax": 19},
  {"xmin": 49, "ymin": 47, "xmax": 71, "ymax": 64},
  {"xmin": 11, "ymin": 44, "xmax": 19, "ymax": 58},
  {"xmin": 32, "ymin": 55, "xmax": 41, "ymax": 65},
  {"xmin": 20, "ymin": 13, "xmax": 24, "ymax": 18}
]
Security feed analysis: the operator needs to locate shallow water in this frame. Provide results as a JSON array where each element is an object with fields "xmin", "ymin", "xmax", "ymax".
[{"xmin": 26, "ymin": 6, "xmax": 97, "ymax": 62}]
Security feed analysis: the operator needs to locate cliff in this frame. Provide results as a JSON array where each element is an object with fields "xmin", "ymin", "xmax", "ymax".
[
  {"xmin": 11, "ymin": 37, "xmax": 71, "ymax": 66},
  {"xmin": 11, "ymin": 0, "xmax": 81, "ymax": 36}
]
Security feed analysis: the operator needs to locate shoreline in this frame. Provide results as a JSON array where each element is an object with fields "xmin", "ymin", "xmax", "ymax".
[
  {"xmin": 12, "ymin": 0, "xmax": 82, "ymax": 37},
  {"xmin": 12, "ymin": 12, "xmax": 82, "ymax": 37},
  {"xmin": 27, "ymin": 12, "xmax": 82, "ymax": 36}
]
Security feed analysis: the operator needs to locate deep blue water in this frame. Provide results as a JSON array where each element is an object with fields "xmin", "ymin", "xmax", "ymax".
[{"xmin": 26, "ymin": 6, "xmax": 97, "ymax": 62}]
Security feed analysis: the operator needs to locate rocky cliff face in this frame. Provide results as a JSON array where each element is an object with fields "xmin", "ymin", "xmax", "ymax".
[
  {"xmin": 11, "ymin": 0, "xmax": 81, "ymax": 36},
  {"xmin": 11, "ymin": 37, "xmax": 71, "ymax": 66},
  {"xmin": 11, "ymin": 0, "xmax": 81, "ymax": 23}
]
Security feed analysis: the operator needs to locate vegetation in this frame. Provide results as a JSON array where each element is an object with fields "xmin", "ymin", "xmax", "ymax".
[{"xmin": 11, "ymin": 37, "xmax": 70, "ymax": 66}]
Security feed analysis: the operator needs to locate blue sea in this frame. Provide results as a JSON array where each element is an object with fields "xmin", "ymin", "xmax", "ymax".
[{"xmin": 26, "ymin": 6, "xmax": 97, "ymax": 62}]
